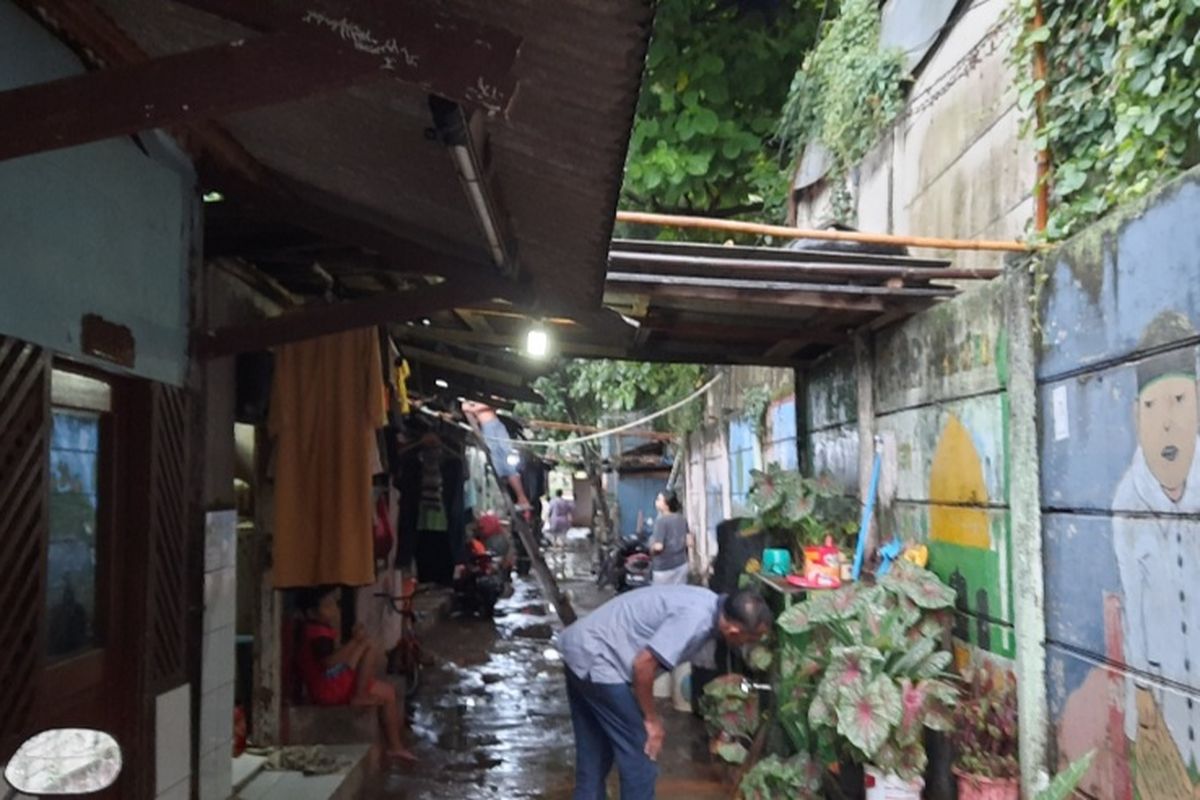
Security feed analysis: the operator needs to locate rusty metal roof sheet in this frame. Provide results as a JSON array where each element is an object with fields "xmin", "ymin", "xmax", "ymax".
[{"xmin": 87, "ymin": 0, "xmax": 653, "ymax": 308}]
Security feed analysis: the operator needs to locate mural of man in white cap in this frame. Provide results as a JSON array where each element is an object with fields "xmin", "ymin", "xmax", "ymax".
[{"xmin": 1112, "ymin": 310, "xmax": 1200, "ymax": 798}]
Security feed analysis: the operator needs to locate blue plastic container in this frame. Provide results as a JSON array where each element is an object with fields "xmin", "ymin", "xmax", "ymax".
[{"xmin": 761, "ymin": 548, "xmax": 791, "ymax": 576}]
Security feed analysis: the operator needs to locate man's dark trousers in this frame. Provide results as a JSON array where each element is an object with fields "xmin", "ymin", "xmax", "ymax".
[{"xmin": 566, "ymin": 668, "xmax": 658, "ymax": 800}]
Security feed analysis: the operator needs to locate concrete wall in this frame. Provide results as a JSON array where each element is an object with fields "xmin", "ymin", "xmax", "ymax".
[
  {"xmin": 0, "ymin": 1, "xmax": 194, "ymax": 386},
  {"xmin": 1040, "ymin": 169, "xmax": 1200, "ymax": 799},
  {"xmin": 793, "ymin": 0, "xmax": 1033, "ymax": 273},
  {"xmin": 804, "ymin": 280, "xmax": 1016, "ymax": 659}
]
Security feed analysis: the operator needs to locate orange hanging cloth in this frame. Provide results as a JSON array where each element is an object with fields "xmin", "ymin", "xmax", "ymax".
[{"xmin": 269, "ymin": 328, "xmax": 385, "ymax": 587}]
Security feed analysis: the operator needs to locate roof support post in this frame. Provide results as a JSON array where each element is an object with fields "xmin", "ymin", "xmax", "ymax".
[{"xmin": 854, "ymin": 332, "xmax": 877, "ymax": 550}]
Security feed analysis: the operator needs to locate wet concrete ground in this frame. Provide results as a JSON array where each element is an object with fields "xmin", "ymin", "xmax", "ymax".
[{"xmin": 367, "ymin": 539, "xmax": 730, "ymax": 799}]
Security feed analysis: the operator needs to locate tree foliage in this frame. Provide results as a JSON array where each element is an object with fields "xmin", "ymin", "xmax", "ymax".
[
  {"xmin": 518, "ymin": 360, "xmax": 707, "ymax": 434},
  {"xmin": 1013, "ymin": 0, "xmax": 1200, "ymax": 240},
  {"xmin": 620, "ymin": 0, "xmax": 826, "ymax": 223}
]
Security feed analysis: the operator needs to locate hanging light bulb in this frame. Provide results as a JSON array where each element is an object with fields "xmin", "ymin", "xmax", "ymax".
[{"xmin": 526, "ymin": 322, "xmax": 550, "ymax": 359}]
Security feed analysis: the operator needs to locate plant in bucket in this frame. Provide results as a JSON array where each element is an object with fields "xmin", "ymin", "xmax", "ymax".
[
  {"xmin": 951, "ymin": 662, "xmax": 1019, "ymax": 800},
  {"xmin": 700, "ymin": 674, "xmax": 762, "ymax": 765},
  {"xmin": 747, "ymin": 464, "xmax": 857, "ymax": 579},
  {"xmin": 777, "ymin": 560, "xmax": 959, "ymax": 800}
]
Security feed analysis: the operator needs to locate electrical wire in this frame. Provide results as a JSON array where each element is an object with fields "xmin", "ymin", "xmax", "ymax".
[{"xmin": 487, "ymin": 374, "xmax": 723, "ymax": 449}]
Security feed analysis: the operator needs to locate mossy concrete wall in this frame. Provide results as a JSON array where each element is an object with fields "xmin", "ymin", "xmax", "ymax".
[
  {"xmin": 1040, "ymin": 166, "xmax": 1200, "ymax": 800},
  {"xmin": 805, "ymin": 278, "xmax": 1015, "ymax": 659}
]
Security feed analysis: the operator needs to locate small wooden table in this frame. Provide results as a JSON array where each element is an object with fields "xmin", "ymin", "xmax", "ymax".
[{"xmin": 751, "ymin": 572, "xmax": 807, "ymax": 608}]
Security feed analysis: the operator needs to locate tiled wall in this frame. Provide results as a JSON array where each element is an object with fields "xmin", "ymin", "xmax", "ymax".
[
  {"xmin": 156, "ymin": 684, "xmax": 192, "ymax": 799},
  {"xmin": 199, "ymin": 510, "xmax": 237, "ymax": 800}
]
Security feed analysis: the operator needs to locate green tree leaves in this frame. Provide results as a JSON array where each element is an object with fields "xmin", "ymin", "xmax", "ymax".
[
  {"xmin": 621, "ymin": 0, "xmax": 825, "ymax": 223},
  {"xmin": 516, "ymin": 360, "xmax": 707, "ymax": 435}
]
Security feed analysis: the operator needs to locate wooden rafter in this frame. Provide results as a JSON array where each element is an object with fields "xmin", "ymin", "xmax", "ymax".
[
  {"xmin": 1, "ymin": 0, "xmax": 521, "ymax": 162},
  {"xmin": 170, "ymin": 0, "xmax": 521, "ymax": 113},
  {"xmin": 199, "ymin": 278, "xmax": 518, "ymax": 358},
  {"xmin": 401, "ymin": 344, "xmax": 536, "ymax": 390}
]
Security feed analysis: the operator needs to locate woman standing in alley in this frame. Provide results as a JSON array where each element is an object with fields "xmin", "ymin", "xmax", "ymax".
[{"xmin": 648, "ymin": 489, "xmax": 690, "ymax": 585}]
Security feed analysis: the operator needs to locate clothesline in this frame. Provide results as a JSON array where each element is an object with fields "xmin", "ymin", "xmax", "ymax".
[
  {"xmin": 413, "ymin": 373, "xmax": 722, "ymax": 450},
  {"xmin": 497, "ymin": 374, "xmax": 721, "ymax": 449}
]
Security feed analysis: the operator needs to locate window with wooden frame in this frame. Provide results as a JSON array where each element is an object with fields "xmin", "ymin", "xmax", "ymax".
[{"xmin": 45, "ymin": 368, "xmax": 114, "ymax": 668}]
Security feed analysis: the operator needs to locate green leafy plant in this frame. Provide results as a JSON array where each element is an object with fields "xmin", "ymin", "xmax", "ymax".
[
  {"xmin": 743, "ymin": 385, "xmax": 772, "ymax": 437},
  {"xmin": 1012, "ymin": 1, "xmax": 1200, "ymax": 240},
  {"xmin": 777, "ymin": 561, "xmax": 959, "ymax": 780},
  {"xmin": 738, "ymin": 753, "xmax": 823, "ymax": 800},
  {"xmin": 622, "ymin": 0, "xmax": 825, "ymax": 224},
  {"xmin": 701, "ymin": 674, "xmax": 762, "ymax": 765},
  {"xmin": 1036, "ymin": 750, "xmax": 1096, "ymax": 800},
  {"xmin": 952, "ymin": 662, "xmax": 1019, "ymax": 780},
  {"xmin": 777, "ymin": 0, "xmax": 907, "ymax": 222},
  {"xmin": 748, "ymin": 463, "xmax": 858, "ymax": 551}
]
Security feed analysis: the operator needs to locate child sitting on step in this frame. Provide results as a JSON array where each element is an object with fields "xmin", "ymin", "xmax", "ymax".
[{"xmin": 296, "ymin": 585, "xmax": 416, "ymax": 762}]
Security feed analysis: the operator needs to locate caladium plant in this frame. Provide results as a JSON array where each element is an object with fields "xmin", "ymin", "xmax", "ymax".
[
  {"xmin": 952, "ymin": 661, "xmax": 1019, "ymax": 779},
  {"xmin": 738, "ymin": 753, "xmax": 824, "ymax": 800},
  {"xmin": 747, "ymin": 464, "xmax": 858, "ymax": 550},
  {"xmin": 700, "ymin": 674, "xmax": 761, "ymax": 765},
  {"xmin": 776, "ymin": 560, "xmax": 959, "ymax": 780}
]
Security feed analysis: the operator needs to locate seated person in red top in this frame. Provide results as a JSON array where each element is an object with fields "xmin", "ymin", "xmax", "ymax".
[{"xmin": 295, "ymin": 585, "xmax": 416, "ymax": 762}]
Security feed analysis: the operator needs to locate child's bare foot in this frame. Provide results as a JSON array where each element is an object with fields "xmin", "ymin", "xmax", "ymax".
[{"xmin": 386, "ymin": 746, "xmax": 418, "ymax": 763}]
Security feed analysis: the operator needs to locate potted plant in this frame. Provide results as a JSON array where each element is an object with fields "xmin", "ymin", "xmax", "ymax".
[
  {"xmin": 738, "ymin": 752, "xmax": 824, "ymax": 799},
  {"xmin": 777, "ymin": 560, "xmax": 959, "ymax": 799},
  {"xmin": 748, "ymin": 464, "xmax": 858, "ymax": 564},
  {"xmin": 700, "ymin": 674, "xmax": 762, "ymax": 765},
  {"xmin": 952, "ymin": 662, "xmax": 1019, "ymax": 800}
]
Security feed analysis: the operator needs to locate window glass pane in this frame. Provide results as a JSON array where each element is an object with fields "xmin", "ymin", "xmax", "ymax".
[
  {"xmin": 728, "ymin": 418, "xmax": 756, "ymax": 515},
  {"xmin": 767, "ymin": 398, "xmax": 799, "ymax": 470},
  {"xmin": 47, "ymin": 409, "xmax": 101, "ymax": 659}
]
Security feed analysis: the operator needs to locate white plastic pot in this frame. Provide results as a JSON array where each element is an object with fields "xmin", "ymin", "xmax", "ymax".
[{"xmin": 865, "ymin": 766, "xmax": 924, "ymax": 800}]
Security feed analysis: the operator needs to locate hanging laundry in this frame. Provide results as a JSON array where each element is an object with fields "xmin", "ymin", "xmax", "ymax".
[
  {"xmin": 395, "ymin": 358, "xmax": 412, "ymax": 415},
  {"xmin": 269, "ymin": 328, "xmax": 385, "ymax": 587}
]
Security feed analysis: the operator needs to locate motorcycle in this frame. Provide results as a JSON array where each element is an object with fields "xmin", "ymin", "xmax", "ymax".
[
  {"xmin": 597, "ymin": 531, "xmax": 652, "ymax": 593},
  {"xmin": 4, "ymin": 728, "xmax": 122, "ymax": 798}
]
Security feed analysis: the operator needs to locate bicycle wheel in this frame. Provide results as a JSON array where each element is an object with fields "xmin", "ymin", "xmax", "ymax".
[{"xmin": 404, "ymin": 660, "xmax": 421, "ymax": 700}]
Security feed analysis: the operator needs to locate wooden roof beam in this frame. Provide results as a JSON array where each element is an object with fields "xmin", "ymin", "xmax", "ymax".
[
  {"xmin": 0, "ymin": 0, "xmax": 520, "ymax": 162},
  {"xmin": 401, "ymin": 344, "xmax": 535, "ymax": 390},
  {"xmin": 198, "ymin": 276, "xmax": 517, "ymax": 358},
  {"xmin": 170, "ymin": 0, "xmax": 521, "ymax": 114},
  {"xmin": 0, "ymin": 24, "xmax": 386, "ymax": 162}
]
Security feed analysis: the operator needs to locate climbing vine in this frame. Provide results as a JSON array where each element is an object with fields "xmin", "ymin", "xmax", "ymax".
[
  {"xmin": 777, "ymin": 0, "xmax": 907, "ymax": 223},
  {"xmin": 1012, "ymin": 0, "xmax": 1200, "ymax": 241},
  {"xmin": 743, "ymin": 385, "xmax": 771, "ymax": 436}
]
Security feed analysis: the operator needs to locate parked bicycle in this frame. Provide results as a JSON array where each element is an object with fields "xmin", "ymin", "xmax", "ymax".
[{"xmin": 376, "ymin": 578, "xmax": 424, "ymax": 701}]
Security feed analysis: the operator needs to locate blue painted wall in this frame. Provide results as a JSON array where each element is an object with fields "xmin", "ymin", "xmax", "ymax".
[
  {"xmin": 1041, "ymin": 171, "xmax": 1200, "ymax": 799},
  {"xmin": 617, "ymin": 472, "xmax": 667, "ymax": 540},
  {"xmin": 0, "ymin": 1, "xmax": 195, "ymax": 385}
]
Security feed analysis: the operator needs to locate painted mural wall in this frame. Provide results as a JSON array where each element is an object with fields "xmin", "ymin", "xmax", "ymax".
[
  {"xmin": 804, "ymin": 278, "xmax": 1015, "ymax": 660},
  {"xmin": 1041, "ymin": 170, "xmax": 1200, "ymax": 800}
]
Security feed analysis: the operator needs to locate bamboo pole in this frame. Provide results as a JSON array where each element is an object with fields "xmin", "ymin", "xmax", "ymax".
[{"xmin": 615, "ymin": 211, "xmax": 1035, "ymax": 253}]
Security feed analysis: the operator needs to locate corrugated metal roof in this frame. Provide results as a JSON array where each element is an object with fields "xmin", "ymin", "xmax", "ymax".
[{"xmin": 88, "ymin": 0, "xmax": 654, "ymax": 308}]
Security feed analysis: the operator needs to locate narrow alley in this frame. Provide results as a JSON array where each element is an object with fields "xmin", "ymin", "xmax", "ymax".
[
  {"xmin": 369, "ymin": 542, "xmax": 727, "ymax": 800},
  {"xmin": 4, "ymin": 1, "xmax": 1200, "ymax": 799}
]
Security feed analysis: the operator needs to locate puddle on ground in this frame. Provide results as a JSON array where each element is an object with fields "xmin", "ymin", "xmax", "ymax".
[{"xmin": 367, "ymin": 541, "xmax": 728, "ymax": 799}]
